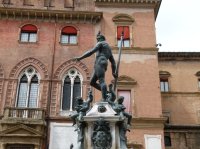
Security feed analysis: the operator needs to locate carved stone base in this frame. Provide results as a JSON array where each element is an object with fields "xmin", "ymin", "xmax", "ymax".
[{"xmin": 82, "ymin": 102, "xmax": 125, "ymax": 149}]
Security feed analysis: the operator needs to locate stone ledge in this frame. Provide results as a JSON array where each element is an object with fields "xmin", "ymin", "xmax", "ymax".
[
  {"xmin": 132, "ymin": 117, "xmax": 166, "ymax": 129},
  {"xmin": 0, "ymin": 7, "xmax": 102, "ymax": 23}
]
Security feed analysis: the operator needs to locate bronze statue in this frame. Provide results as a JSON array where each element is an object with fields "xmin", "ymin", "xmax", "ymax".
[
  {"xmin": 114, "ymin": 96, "xmax": 132, "ymax": 149},
  {"xmin": 114, "ymin": 96, "xmax": 132, "ymax": 125},
  {"xmin": 73, "ymin": 33, "xmax": 117, "ymax": 101},
  {"xmin": 71, "ymin": 90, "xmax": 93, "ymax": 125},
  {"xmin": 70, "ymin": 90, "xmax": 93, "ymax": 147}
]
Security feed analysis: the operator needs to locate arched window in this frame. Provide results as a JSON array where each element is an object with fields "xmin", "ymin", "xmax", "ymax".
[
  {"xmin": 20, "ymin": 24, "xmax": 37, "ymax": 42},
  {"xmin": 60, "ymin": 26, "xmax": 77, "ymax": 44},
  {"xmin": 62, "ymin": 68, "xmax": 82, "ymax": 111},
  {"xmin": 16, "ymin": 67, "xmax": 39, "ymax": 108}
]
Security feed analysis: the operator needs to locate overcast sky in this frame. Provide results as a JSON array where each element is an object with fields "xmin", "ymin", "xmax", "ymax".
[{"xmin": 155, "ymin": 0, "xmax": 200, "ymax": 52}]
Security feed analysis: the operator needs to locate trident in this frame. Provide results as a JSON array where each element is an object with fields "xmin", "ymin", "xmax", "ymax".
[{"xmin": 113, "ymin": 32, "xmax": 124, "ymax": 91}]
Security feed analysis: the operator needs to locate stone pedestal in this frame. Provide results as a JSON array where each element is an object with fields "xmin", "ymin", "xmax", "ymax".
[{"xmin": 83, "ymin": 102, "xmax": 122, "ymax": 149}]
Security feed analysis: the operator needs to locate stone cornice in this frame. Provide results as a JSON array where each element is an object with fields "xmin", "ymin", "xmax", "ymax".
[
  {"xmin": 161, "ymin": 92, "xmax": 200, "ymax": 97},
  {"xmin": 112, "ymin": 47, "xmax": 158, "ymax": 54},
  {"xmin": 94, "ymin": 0, "xmax": 162, "ymax": 19},
  {"xmin": 158, "ymin": 52, "xmax": 200, "ymax": 61},
  {"xmin": 0, "ymin": 7, "xmax": 102, "ymax": 24},
  {"xmin": 132, "ymin": 117, "xmax": 166, "ymax": 129},
  {"xmin": 165, "ymin": 124, "xmax": 200, "ymax": 132}
]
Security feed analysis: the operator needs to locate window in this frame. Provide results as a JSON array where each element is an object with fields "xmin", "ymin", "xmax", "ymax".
[
  {"xmin": 159, "ymin": 71, "xmax": 170, "ymax": 92},
  {"xmin": 164, "ymin": 133, "xmax": 172, "ymax": 147},
  {"xmin": 60, "ymin": 26, "xmax": 77, "ymax": 44},
  {"xmin": 20, "ymin": 24, "xmax": 37, "ymax": 43},
  {"xmin": 160, "ymin": 78, "xmax": 169, "ymax": 92},
  {"xmin": 16, "ymin": 67, "xmax": 39, "ymax": 108},
  {"xmin": 117, "ymin": 26, "xmax": 130, "ymax": 47},
  {"xmin": 117, "ymin": 90, "xmax": 131, "ymax": 113},
  {"xmin": 62, "ymin": 68, "xmax": 82, "ymax": 111}
]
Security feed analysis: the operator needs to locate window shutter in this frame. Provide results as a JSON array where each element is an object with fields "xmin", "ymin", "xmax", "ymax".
[
  {"xmin": 123, "ymin": 26, "xmax": 130, "ymax": 39},
  {"xmin": 21, "ymin": 25, "xmax": 37, "ymax": 33},
  {"xmin": 62, "ymin": 26, "xmax": 77, "ymax": 34},
  {"xmin": 117, "ymin": 26, "xmax": 123, "ymax": 39},
  {"xmin": 117, "ymin": 26, "xmax": 130, "ymax": 40}
]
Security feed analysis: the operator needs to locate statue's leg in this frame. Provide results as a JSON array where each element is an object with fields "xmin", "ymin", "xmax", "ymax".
[
  {"xmin": 95, "ymin": 64, "xmax": 107, "ymax": 100},
  {"xmin": 71, "ymin": 113, "xmax": 78, "ymax": 126},
  {"xmin": 124, "ymin": 112, "xmax": 132, "ymax": 125},
  {"xmin": 99, "ymin": 77, "xmax": 107, "ymax": 101},
  {"xmin": 90, "ymin": 71, "xmax": 101, "ymax": 90}
]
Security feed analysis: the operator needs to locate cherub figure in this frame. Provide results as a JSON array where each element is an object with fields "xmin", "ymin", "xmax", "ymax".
[
  {"xmin": 114, "ymin": 96, "xmax": 132, "ymax": 125},
  {"xmin": 70, "ymin": 90, "xmax": 93, "ymax": 126},
  {"xmin": 114, "ymin": 96, "xmax": 132, "ymax": 149}
]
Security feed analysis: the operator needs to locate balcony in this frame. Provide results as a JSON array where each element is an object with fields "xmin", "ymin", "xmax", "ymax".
[
  {"xmin": 1, "ymin": 107, "xmax": 46, "ymax": 124},
  {"xmin": 0, "ymin": 107, "xmax": 46, "ymax": 148}
]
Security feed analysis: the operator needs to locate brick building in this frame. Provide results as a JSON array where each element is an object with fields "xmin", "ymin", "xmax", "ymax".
[
  {"xmin": 0, "ymin": 0, "xmax": 172, "ymax": 149},
  {"xmin": 158, "ymin": 52, "xmax": 200, "ymax": 149}
]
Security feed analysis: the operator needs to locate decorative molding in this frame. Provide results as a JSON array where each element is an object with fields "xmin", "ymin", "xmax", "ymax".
[
  {"xmin": 50, "ymin": 81, "xmax": 61, "ymax": 117},
  {"xmin": 158, "ymin": 52, "xmax": 200, "ymax": 61},
  {"xmin": 161, "ymin": 92, "xmax": 200, "ymax": 97},
  {"xmin": 40, "ymin": 81, "xmax": 49, "ymax": 110},
  {"xmin": 94, "ymin": 0, "xmax": 161, "ymax": 19},
  {"xmin": 112, "ymin": 47, "xmax": 158, "ymax": 54},
  {"xmin": 0, "ymin": 124, "xmax": 43, "ymax": 137},
  {"xmin": 165, "ymin": 124, "xmax": 200, "ymax": 131},
  {"xmin": 0, "ymin": 64, "xmax": 4, "ymax": 113},
  {"xmin": 112, "ymin": 75, "xmax": 137, "ymax": 88},
  {"xmin": 9, "ymin": 57, "xmax": 49, "ymax": 79},
  {"xmin": 132, "ymin": 117, "xmax": 166, "ymax": 129},
  {"xmin": 0, "ymin": 7, "xmax": 102, "ymax": 24},
  {"xmin": 5, "ymin": 80, "xmax": 17, "ymax": 107},
  {"xmin": 159, "ymin": 71, "xmax": 171, "ymax": 77},
  {"xmin": 112, "ymin": 14, "xmax": 134, "ymax": 25},
  {"xmin": 51, "ymin": 60, "xmax": 90, "ymax": 117},
  {"xmin": 53, "ymin": 59, "xmax": 90, "ymax": 81}
]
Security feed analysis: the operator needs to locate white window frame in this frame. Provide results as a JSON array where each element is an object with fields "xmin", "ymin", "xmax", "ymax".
[
  {"xmin": 60, "ymin": 68, "xmax": 83, "ymax": 112},
  {"xmin": 15, "ymin": 67, "xmax": 40, "ymax": 108}
]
